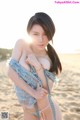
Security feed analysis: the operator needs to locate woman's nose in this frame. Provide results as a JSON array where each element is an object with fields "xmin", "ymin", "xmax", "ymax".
[{"xmin": 38, "ymin": 35, "xmax": 43, "ymax": 42}]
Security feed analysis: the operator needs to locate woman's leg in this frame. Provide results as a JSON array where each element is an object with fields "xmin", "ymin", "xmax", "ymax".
[
  {"xmin": 40, "ymin": 105, "xmax": 53, "ymax": 120},
  {"xmin": 51, "ymin": 97, "xmax": 62, "ymax": 120},
  {"xmin": 23, "ymin": 109, "xmax": 37, "ymax": 120},
  {"xmin": 21, "ymin": 105, "xmax": 37, "ymax": 120},
  {"xmin": 39, "ymin": 98, "xmax": 62, "ymax": 120},
  {"xmin": 21, "ymin": 98, "xmax": 62, "ymax": 120}
]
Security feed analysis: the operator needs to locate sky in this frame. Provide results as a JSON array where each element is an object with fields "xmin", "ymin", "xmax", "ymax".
[{"xmin": 0, "ymin": 0, "xmax": 80, "ymax": 53}]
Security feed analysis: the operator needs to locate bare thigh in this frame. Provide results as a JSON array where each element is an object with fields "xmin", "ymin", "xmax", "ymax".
[
  {"xmin": 22, "ymin": 105, "xmax": 37, "ymax": 120},
  {"xmin": 40, "ymin": 106, "xmax": 53, "ymax": 120},
  {"xmin": 21, "ymin": 98, "xmax": 62, "ymax": 120},
  {"xmin": 41, "ymin": 98, "xmax": 62, "ymax": 120},
  {"xmin": 23, "ymin": 109, "xmax": 37, "ymax": 120},
  {"xmin": 21, "ymin": 104, "xmax": 52, "ymax": 120}
]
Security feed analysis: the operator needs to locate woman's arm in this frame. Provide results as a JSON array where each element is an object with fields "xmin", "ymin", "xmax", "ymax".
[
  {"xmin": 8, "ymin": 39, "xmax": 47, "ymax": 99},
  {"xmin": 8, "ymin": 66, "xmax": 36, "ymax": 97},
  {"xmin": 8, "ymin": 39, "xmax": 36, "ymax": 97}
]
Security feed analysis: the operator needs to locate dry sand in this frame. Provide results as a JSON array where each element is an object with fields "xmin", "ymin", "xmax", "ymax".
[{"xmin": 0, "ymin": 54, "xmax": 80, "ymax": 120}]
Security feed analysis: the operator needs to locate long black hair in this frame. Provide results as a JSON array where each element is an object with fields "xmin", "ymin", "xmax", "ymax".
[{"xmin": 27, "ymin": 12, "xmax": 62, "ymax": 74}]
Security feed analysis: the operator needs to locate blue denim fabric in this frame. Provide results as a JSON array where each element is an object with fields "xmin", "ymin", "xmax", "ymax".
[
  {"xmin": 9, "ymin": 59, "xmax": 43, "ymax": 107},
  {"xmin": 9, "ymin": 58, "xmax": 59, "ymax": 120}
]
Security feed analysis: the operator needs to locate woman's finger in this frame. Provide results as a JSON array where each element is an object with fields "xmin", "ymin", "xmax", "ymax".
[
  {"xmin": 43, "ymin": 89, "xmax": 48, "ymax": 94},
  {"xmin": 26, "ymin": 59, "xmax": 29, "ymax": 64}
]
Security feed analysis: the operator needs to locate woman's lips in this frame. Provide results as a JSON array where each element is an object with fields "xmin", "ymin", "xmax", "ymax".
[{"xmin": 38, "ymin": 44, "xmax": 44, "ymax": 47}]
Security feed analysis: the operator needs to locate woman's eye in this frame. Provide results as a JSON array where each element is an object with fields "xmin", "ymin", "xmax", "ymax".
[{"xmin": 33, "ymin": 33, "xmax": 38, "ymax": 35}]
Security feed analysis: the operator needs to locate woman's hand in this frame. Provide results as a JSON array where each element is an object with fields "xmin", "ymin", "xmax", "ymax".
[
  {"xmin": 26, "ymin": 54, "xmax": 42, "ymax": 70},
  {"xmin": 33, "ymin": 85, "xmax": 48, "ymax": 100}
]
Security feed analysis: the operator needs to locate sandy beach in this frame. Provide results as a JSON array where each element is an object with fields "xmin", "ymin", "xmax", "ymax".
[{"xmin": 0, "ymin": 53, "xmax": 80, "ymax": 120}]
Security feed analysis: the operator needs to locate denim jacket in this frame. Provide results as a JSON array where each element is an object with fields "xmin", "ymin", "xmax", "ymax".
[{"xmin": 9, "ymin": 58, "xmax": 59, "ymax": 119}]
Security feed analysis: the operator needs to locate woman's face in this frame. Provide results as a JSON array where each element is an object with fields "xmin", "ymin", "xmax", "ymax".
[{"xmin": 29, "ymin": 24, "xmax": 49, "ymax": 51}]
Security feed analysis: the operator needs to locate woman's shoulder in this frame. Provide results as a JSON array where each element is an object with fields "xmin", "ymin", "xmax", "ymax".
[
  {"xmin": 15, "ymin": 39, "xmax": 30, "ymax": 50},
  {"xmin": 11, "ymin": 39, "xmax": 30, "ymax": 60},
  {"xmin": 15, "ymin": 39, "xmax": 32, "ymax": 54},
  {"xmin": 16, "ymin": 39, "xmax": 28, "ymax": 47}
]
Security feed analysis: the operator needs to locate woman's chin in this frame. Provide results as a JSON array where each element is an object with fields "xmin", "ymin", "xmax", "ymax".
[{"xmin": 37, "ymin": 45, "xmax": 45, "ymax": 50}]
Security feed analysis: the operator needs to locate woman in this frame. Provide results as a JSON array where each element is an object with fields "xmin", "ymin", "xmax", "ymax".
[{"xmin": 8, "ymin": 12, "xmax": 62, "ymax": 120}]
